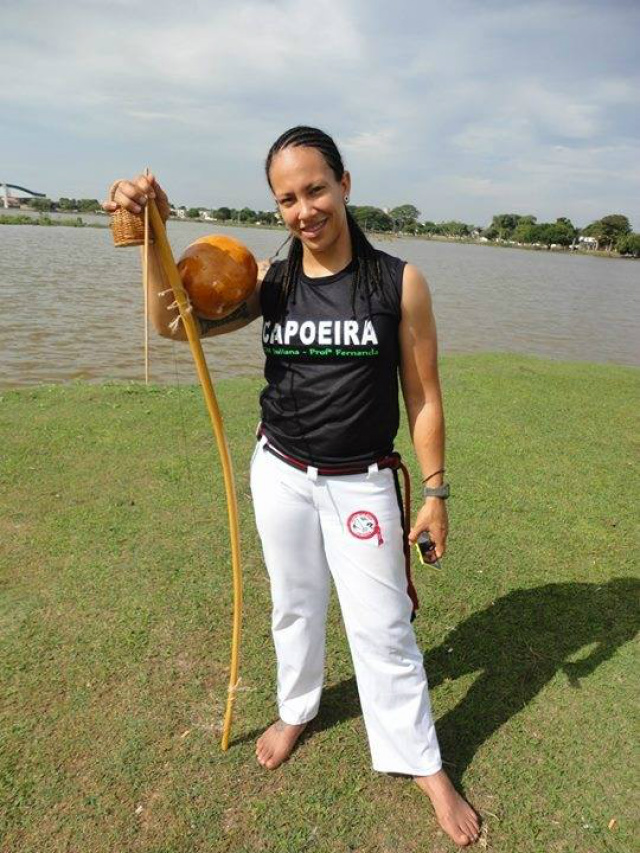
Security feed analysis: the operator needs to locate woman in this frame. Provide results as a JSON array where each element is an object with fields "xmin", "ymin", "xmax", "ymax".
[{"xmin": 104, "ymin": 126, "xmax": 481, "ymax": 847}]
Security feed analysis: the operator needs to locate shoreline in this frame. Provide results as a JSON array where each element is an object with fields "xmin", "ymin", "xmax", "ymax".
[
  {"xmin": 1, "ymin": 351, "xmax": 637, "ymax": 395},
  {"xmin": 0, "ymin": 213, "xmax": 107, "ymax": 229},
  {"xmin": 1, "ymin": 211, "xmax": 637, "ymax": 260}
]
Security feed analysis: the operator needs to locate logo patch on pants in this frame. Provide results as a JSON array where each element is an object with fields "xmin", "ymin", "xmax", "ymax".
[{"xmin": 347, "ymin": 510, "xmax": 384, "ymax": 546}]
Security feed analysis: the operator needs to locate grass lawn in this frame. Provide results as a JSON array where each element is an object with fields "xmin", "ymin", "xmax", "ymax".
[{"xmin": 1, "ymin": 352, "xmax": 638, "ymax": 852}]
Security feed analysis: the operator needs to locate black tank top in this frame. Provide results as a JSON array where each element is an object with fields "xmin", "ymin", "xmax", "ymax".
[{"xmin": 259, "ymin": 249, "xmax": 406, "ymax": 466}]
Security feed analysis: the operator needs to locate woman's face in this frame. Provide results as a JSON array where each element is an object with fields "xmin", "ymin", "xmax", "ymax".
[{"xmin": 269, "ymin": 146, "xmax": 351, "ymax": 253}]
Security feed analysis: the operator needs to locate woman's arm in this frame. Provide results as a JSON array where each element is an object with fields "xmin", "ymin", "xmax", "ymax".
[
  {"xmin": 145, "ymin": 247, "xmax": 267, "ymax": 341},
  {"xmin": 103, "ymin": 173, "xmax": 266, "ymax": 341},
  {"xmin": 398, "ymin": 263, "xmax": 448, "ymax": 558}
]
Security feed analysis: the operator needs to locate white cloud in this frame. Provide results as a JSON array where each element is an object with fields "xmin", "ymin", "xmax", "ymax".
[
  {"xmin": 0, "ymin": 1, "xmax": 363, "ymax": 116},
  {"xmin": 1, "ymin": 0, "xmax": 638, "ymax": 227},
  {"xmin": 513, "ymin": 81, "xmax": 600, "ymax": 140},
  {"xmin": 343, "ymin": 129, "xmax": 398, "ymax": 156},
  {"xmin": 449, "ymin": 176, "xmax": 501, "ymax": 198}
]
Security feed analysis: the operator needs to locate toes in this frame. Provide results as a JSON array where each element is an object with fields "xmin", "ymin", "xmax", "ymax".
[
  {"xmin": 256, "ymin": 742, "xmax": 277, "ymax": 768},
  {"xmin": 461, "ymin": 817, "xmax": 480, "ymax": 844},
  {"xmin": 466, "ymin": 814, "xmax": 481, "ymax": 835},
  {"xmin": 442, "ymin": 816, "xmax": 478, "ymax": 847},
  {"xmin": 464, "ymin": 826, "xmax": 480, "ymax": 845}
]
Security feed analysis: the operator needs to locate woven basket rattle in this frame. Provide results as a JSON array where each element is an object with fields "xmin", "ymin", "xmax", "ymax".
[{"xmin": 109, "ymin": 180, "xmax": 154, "ymax": 247}]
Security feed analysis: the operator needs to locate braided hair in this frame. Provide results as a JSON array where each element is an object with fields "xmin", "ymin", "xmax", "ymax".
[{"xmin": 265, "ymin": 126, "xmax": 385, "ymax": 318}]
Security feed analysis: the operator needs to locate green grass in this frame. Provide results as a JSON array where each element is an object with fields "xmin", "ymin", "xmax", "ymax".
[{"xmin": 1, "ymin": 353, "xmax": 638, "ymax": 852}]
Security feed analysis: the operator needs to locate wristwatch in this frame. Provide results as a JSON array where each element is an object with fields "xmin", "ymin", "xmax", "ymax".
[{"xmin": 423, "ymin": 482, "xmax": 450, "ymax": 499}]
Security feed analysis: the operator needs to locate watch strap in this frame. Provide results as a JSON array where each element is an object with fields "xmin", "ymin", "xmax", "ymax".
[{"xmin": 423, "ymin": 482, "xmax": 450, "ymax": 499}]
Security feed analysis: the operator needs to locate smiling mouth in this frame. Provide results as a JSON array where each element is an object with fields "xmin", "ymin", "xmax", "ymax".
[{"xmin": 300, "ymin": 218, "xmax": 328, "ymax": 237}]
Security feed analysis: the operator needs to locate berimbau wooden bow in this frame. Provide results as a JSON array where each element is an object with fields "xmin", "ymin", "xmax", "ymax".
[{"xmin": 111, "ymin": 198, "xmax": 242, "ymax": 751}]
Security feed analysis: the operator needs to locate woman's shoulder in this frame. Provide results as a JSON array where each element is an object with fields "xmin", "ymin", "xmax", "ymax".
[
  {"xmin": 372, "ymin": 248, "xmax": 407, "ymax": 309},
  {"xmin": 373, "ymin": 246, "xmax": 405, "ymax": 268},
  {"xmin": 373, "ymin": 249, "xmax": 429, "ymax": 291}
]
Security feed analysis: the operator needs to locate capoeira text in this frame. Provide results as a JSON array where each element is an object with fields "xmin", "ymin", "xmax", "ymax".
[{"xmin": 262, "ymin": 319, "xmax": 379, "ymax": 348}]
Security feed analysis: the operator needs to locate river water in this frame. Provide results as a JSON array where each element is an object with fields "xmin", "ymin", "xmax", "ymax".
[{"xmin": 0, "ymin": 213, "xmax": 638, "ymax": 388}]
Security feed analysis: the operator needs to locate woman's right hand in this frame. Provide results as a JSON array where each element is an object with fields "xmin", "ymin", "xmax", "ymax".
[{"xmin": 101, "ymin": 172, "xmax": 171, "ymax": 222}]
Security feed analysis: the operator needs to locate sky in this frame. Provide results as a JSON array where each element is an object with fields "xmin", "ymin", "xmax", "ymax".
[{"xmin": 1, "ymin": 0, "xmax": 639, "ymax": 229}]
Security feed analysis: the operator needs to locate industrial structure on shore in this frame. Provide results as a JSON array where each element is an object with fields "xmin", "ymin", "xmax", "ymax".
[{"xmin": 1, "ymin": 183, "xmax": 45, "ymax": 209}]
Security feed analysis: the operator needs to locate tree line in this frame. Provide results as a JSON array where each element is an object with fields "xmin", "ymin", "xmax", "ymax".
[
  {"xmin": 26, "ymin": 197, "xmax": 102, "ymax": 213},
  {"xmin": 180, "ymin": 205, "xmax": 280, "ymax": 225},
  {"xmin": 21, "ymin": 197, "xmax": 640, "ymax": 257},
  {"xmin": 346, "ymin": 207, "xmax": 638, "ymax": 256},
  {"xmin": 181, "ymin": 203, "xmax": 640, "ymax": 257},
  {"xmin": 480, "ymin": 212, "xmax": 638, "ymax": 255}
]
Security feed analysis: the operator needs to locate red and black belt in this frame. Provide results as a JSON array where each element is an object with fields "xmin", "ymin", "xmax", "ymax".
[{"xmin": 256, "ymin": 426, "xmax": 419, "ymax": 621}]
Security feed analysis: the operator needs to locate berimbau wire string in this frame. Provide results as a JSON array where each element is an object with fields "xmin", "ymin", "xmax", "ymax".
[{"xmin": 142, "ymin": 167, "xmax": 150, "ymax": 384}]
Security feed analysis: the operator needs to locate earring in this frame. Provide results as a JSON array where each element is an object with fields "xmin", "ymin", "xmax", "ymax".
[{"xmin": 345, "ymin": 195, "xmax": 350, "ymax": 204}]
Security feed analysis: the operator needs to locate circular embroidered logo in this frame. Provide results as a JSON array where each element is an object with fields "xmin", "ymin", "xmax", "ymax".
[{"xmin": 347, "ymin": 510, "xmax": 383, "ymax": 545}]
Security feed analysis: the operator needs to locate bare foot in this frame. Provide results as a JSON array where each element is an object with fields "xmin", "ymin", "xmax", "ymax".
[
  {"xmin": 255, "ymin": 719, "xmax": 307, "ymax": 769},
  {"xmin": 414, "ymin": 769, "xmax": 481, "ymax": 847}
]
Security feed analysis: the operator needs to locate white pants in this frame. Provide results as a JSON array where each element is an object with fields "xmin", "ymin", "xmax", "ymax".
[{"xmin": 250, "ymin": 440, "xmax": 443, "ymax": 776}]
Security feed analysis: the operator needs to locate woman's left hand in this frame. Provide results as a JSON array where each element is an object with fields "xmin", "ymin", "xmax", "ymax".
[{"xmin": 408, "ymin": 498, "xmax": 449, "ymax": 561}]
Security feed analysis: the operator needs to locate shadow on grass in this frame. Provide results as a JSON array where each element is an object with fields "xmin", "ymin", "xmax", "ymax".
[
  {"xmin": 425, "ymin": 578, "xmax": 640, "ymax": 785},
  {"xmin": 234, "ymin": 578, "xmax": 640, "ymax": 784},
  {"xmin": 231, "ymin": 677, "xmax": 361, "ymax": 751}
]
